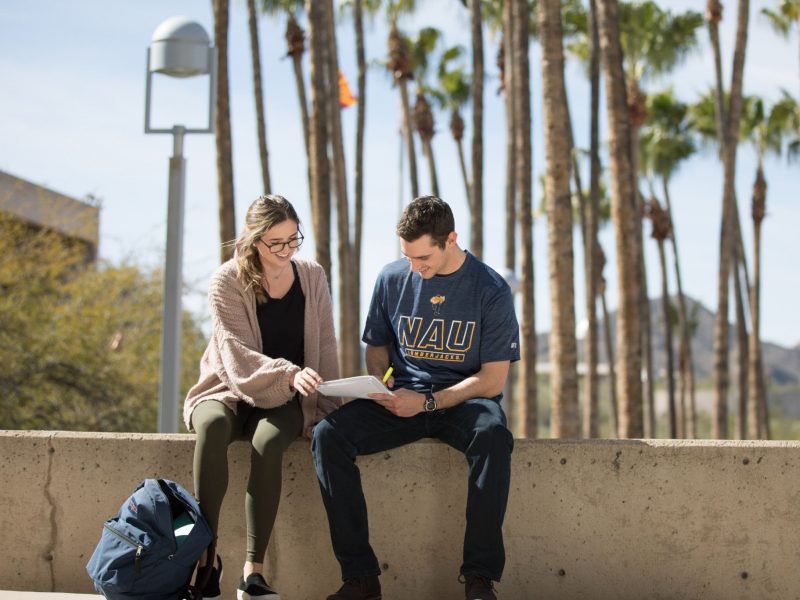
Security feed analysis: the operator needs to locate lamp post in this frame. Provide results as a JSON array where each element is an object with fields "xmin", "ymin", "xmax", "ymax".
[{"xmin": 145, "ymin": 16, "xmax": 217, "ymax": 433}]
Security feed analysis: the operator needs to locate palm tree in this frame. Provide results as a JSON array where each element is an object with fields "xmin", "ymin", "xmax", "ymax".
[
  {"xmin": 494, "ymin": 0, "xmax": 520, "ymax": 434},
  {"xmin": 762, "ymin": 0, "xmax": 800, "ymax": 91},
  {"xmin": 538, "ymin": 0, "xmax": 579, "ymax": 438},
  {"xmin": 468, "ymin": 0, "xmax": 485, "ymax": 258},
  {"xmin": 647, "ymin": 198, "xmax": 676, "ymax": 438},
  {"xmin": 349, "ymin": 0, "xmax": 368, "ymax": 378},
  {"xmin": 305, "ymin": 0, "xmax": 331, "ymax": 280},
  {"xmin": 511, "ymin": 0, "xmax": 536, "ymax": 438},
  {"xmin": 740, "ymin": 97, "xmax": 785, "ymax": 438},
  {"xmin": 553, "ymin": 0, "xmax": 606, "ymax": 438},
  {"xmin": 598, "ymin": 245, "xmax": 619, "ymax": 437},
  {"xmin": 564, "ymin": 0, "xmax": 604, "ymax": 437},
  {"xmin": 639, "ymin": 88, "xmax": 698, "ymax": 438},
  {"xmin": 596, "ymin": 0, "xmax": 643, "ymax": 438},
  {"xmin": 247, "ymin": 0, "xmax": 271, "ymax": 194},
  {"xmin": 435, "ymin": 47, "xmax": 471, "ymax": 203},
  {"xmin": 618, "ymin": 0, "xmax": 704, "ymax": 438},
  {"xmin": 213, "ymin": 0, "xmax": 236, "ymax": 263},
  {"xmin": 706, "ymin": 0, "xmax": 752, "ymax": 439},
  {"xmin": 388, "ymin": 22, "xmax": 419, "ymax": 198},
  {"xmin": 691, "ymin": 89, "xmax": 759, "ymax": 439},
  {"xmin": 410, "ymin": 27, "xmax": 443, "ymax": 196},
  {"xmin": 263, "ymin": 0, "xmax": 315, "ymax": 211},
  {"xmin": 567, "ymin": 156, "xmax": 616, "ymax": 437},
  {"xmin": 262, "ymin": 1, "xmax": 309, "ymax": 155},
  {"xmin": 774, "ymin": 90, "xmax": 800, "ymax": 160},
  {"xmin": 498, "ymin": 6, "xmax": 515, "ymax": 283},
  {"xmin": 320, "ymin": 0, "xmax": 361, "ymax": 378}
]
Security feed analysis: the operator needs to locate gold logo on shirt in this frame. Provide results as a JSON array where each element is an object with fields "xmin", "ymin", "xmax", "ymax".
[{"xmin": 430, "ymin": 295, "xmax": 446, "ymax": 315}]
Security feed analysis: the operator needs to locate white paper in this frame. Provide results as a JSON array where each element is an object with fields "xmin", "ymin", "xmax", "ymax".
[{"xmin": 316, "ymin": 375, "xmax": 394, "ymax": 399}]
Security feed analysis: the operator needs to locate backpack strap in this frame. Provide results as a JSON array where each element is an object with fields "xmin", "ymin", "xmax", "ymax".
[
  {"xmin": 179, "ymin": 538, "xmax": 217, "ymax": 600},
  {"xmin": 193, "ymin": 537, "xmax": 218, "ymax": 591}
]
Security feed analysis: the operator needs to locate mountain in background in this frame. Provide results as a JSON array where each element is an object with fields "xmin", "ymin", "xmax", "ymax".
[{"xmin": 536, "ymin": 296, "xmax": 800, "ymax": 387}]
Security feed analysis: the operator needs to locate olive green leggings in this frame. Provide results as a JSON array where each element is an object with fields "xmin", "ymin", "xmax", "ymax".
[{"xmin": 192, "ymin": 398, "xmax": 302, "ymax": 563}]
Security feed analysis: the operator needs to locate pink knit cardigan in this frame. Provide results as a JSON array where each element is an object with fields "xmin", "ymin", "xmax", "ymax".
[{"xmin": 183, "ymin": 258, "xmax": 341, "ymax": 435}]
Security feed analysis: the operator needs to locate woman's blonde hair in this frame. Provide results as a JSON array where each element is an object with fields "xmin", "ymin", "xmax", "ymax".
[{"xmin": 234, "ymin": 195, "xmax": 301, "ymax": 304}]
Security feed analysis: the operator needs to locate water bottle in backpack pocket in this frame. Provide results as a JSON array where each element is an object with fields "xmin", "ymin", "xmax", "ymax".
[{"xmin": 86, "ymin": 479, "xmax": 214, "ymax": 600}]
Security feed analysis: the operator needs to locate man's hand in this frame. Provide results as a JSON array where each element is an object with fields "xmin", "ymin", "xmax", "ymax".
[{"xmin": 369, "ymin": 388, "xmax": 425, "ymax": 418}]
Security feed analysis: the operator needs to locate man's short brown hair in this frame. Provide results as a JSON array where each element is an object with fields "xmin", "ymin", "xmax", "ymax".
[{"xmin": 396, "ymin": 195, "xmax": 455, "ymax": 249}]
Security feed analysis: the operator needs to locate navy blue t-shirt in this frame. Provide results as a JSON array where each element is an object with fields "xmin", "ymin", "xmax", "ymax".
[{"xmin": 362, "ymin": 251, "xmax": 520, "ymax": 395}]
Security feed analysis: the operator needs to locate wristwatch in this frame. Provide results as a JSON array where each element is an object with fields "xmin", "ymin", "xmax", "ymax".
[{"xmin": 424, "ymin": 391, "xmax": 438, "ymax": 412}]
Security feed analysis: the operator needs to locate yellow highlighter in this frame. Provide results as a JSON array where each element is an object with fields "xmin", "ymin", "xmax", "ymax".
[{"xmin": 382, "ymin": 366, "xmax": 394, "ymax": 384}]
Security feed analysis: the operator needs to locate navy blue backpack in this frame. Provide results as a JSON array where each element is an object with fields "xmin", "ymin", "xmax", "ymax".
[{"xmin": 86, "ymin": 479, "xmax": 214, "ymax": 600}]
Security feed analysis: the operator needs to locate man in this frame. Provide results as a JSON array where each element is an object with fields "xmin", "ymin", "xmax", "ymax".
[{"xmin": 312, "ymin": 196, "xmax": 519, "ymax": 600}]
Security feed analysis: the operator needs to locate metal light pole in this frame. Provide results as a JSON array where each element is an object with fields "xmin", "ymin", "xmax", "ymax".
[{"xmin": 144, "ymin": 16, "xmax": 217, "ymax": 432}]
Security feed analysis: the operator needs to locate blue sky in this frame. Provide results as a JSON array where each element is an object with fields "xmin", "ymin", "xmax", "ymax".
[{"xmin": 1, "ymin": 0, "xmax": 798, "ymax": 349}]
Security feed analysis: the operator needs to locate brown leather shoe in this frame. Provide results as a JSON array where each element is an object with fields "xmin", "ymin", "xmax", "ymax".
[
  {"xmin": 464, "ymin": 574, "xmax": 497, "ymax": 600},
  {"xmin": 326, "ymin": 576, "xmax": 382, "ymax": 600}
]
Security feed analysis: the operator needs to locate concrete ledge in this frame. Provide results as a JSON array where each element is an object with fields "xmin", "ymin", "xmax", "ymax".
[
  {"xmin": 0, "ymin": 594, "xmax": 99, "ymax": 599},
  {"xmin": 1, "ymin": 431, "xmax": 799, "ymax": 599}
]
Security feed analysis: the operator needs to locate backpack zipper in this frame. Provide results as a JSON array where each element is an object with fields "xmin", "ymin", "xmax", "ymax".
[{"xmin": 103, "ymin": 523, "xmax": 145, "ymax": 574}]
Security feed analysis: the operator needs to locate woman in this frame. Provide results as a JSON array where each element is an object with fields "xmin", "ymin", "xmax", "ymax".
[{"xmin": 184, "ymin": 195, "xmax": 341, "ymax": 600}]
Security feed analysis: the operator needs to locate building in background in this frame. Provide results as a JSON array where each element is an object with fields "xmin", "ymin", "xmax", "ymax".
[{"xmin": 0, "ymin": 169, "xmax": 99, "ymax": 263}]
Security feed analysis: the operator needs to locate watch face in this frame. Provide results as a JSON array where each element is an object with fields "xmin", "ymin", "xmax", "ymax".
[{"xmin": 425, "ymin": 394, "xmax": 436, "ymax": 412}]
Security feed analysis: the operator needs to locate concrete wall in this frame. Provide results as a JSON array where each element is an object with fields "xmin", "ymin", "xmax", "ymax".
[{"xmin": 1, "ymin": 431, "xmax": 799, "ymax": 600}]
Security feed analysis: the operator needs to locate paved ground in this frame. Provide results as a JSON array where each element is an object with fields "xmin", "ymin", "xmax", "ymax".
[{"xmin": 0, "ymin": 593, "xmax": 100, "ymax": 599}]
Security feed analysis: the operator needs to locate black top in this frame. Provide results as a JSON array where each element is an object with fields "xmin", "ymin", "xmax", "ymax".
[{"xmin": 256, "ymin": 261, "xmax": 305, "ymax": 366}]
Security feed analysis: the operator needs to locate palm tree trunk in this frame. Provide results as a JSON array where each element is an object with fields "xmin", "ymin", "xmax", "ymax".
[
  {"xmin": 657, "ymin": 238, "xmax": 676, "ymax": 438},
  {"xmin": 733, "ymin": 240, "xmax": 749, "ymax": 439},
  {"xmin": 469, "ymin": 0, "xmax": 484, "ymax": 258},
  {"xmin": 450, "ymin": 108, "xmax": 470, "ymax": 206},
  {"xmin": 512, "ymin": 0, "xmax": 535, "ymax": 438},
  {"xmin": 597, "ymin": 0, "xmax": 644, "ymax": 438},
  {"xmin": 285, "ymin": 15, "xmax": 313, "ymax": 201},
  {"xmin": 707, "ymin": 0, "xmax": 730, "ymax": 439},
  {"xmin": 732, "ymin": 191, "xmax": 770, "ymax": 438},
  {"xmin": 455, "ymin": 133, "xmax": 471, "ymax": 203},
  {"xmin": 662, "ymin": 177, "xmax": 697, "ymax": 438},
  {"xmin": 573, "ymin": 156, "xmax": 599, "ymax": 438},
  {"xmin": 626, "ymin": 79, "xmax": 653, "ymax": 439},
  {"xmin": 539, "ymin": 0, "xmax": 579, "ymax": 438},
  {"xmin": 747, "ymin": 162, "xmax": 763, "ymax": 438},
  {"xmin": 637, "ymin": 189, "xmax": 655, "ymax": 438},
  {"xmin": 585, "ymin": 0, "xmax": 602, "ymax": 438},
  {"xmin": 353, "ymin": 0, "xmax": 366, "ymax": 375},
  {"xmin": 422, "ymin": 139, "xmax": 440, "ymax": 197},
  {"xmin": 413, "ymin": 93, "xmax": 439, "ymax": 196},
  {"xmin": 286, "ymin": 15, "xmax": 311, "ymax": 159},
  {"xmin": 398, "ymin": 80, "xmax": 419, "ymax": 198},
  {"xmin": 212, "ymin": 0, "xmax": 236, "ymax": 263},
  {"xmin": 600, "ymin": 272, "xmax": 619, "ymax": 437},
  {"xmin": 712, "ymin": 0, "xmax": 751, "ymax": 439},
  {"xmin": 503, "ymin": 7, "xmax": 516, "ymax": 276},
  {"xmin": 247, "ymin": 0, "xmax": 271, "ymax": 194},
  {"xmin": 501, "ymin": 4, "xmax": 518, "ymax": 435},
  {"xmin": 322, "ymin": 0, "xmax": 359, "ymax": 378},
  {"xmin": 305, "ymin": 0, "xmax": 331, "ymax": 281}
]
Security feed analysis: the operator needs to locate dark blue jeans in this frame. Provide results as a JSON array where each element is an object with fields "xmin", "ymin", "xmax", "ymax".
[{"xmin": 311, "ymin": 397, "xmax": 513, "ymax": 582}]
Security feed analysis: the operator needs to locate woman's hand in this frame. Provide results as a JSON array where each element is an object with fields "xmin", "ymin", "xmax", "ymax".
[{"xmin": 292, "ymin": 367, "xmax": 324, "ymax": 397}]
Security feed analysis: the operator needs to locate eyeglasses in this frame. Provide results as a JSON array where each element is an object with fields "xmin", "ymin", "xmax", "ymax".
[{"xmin": 260, "ymin": 232, "xmax": 304, "ymax": 254}]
